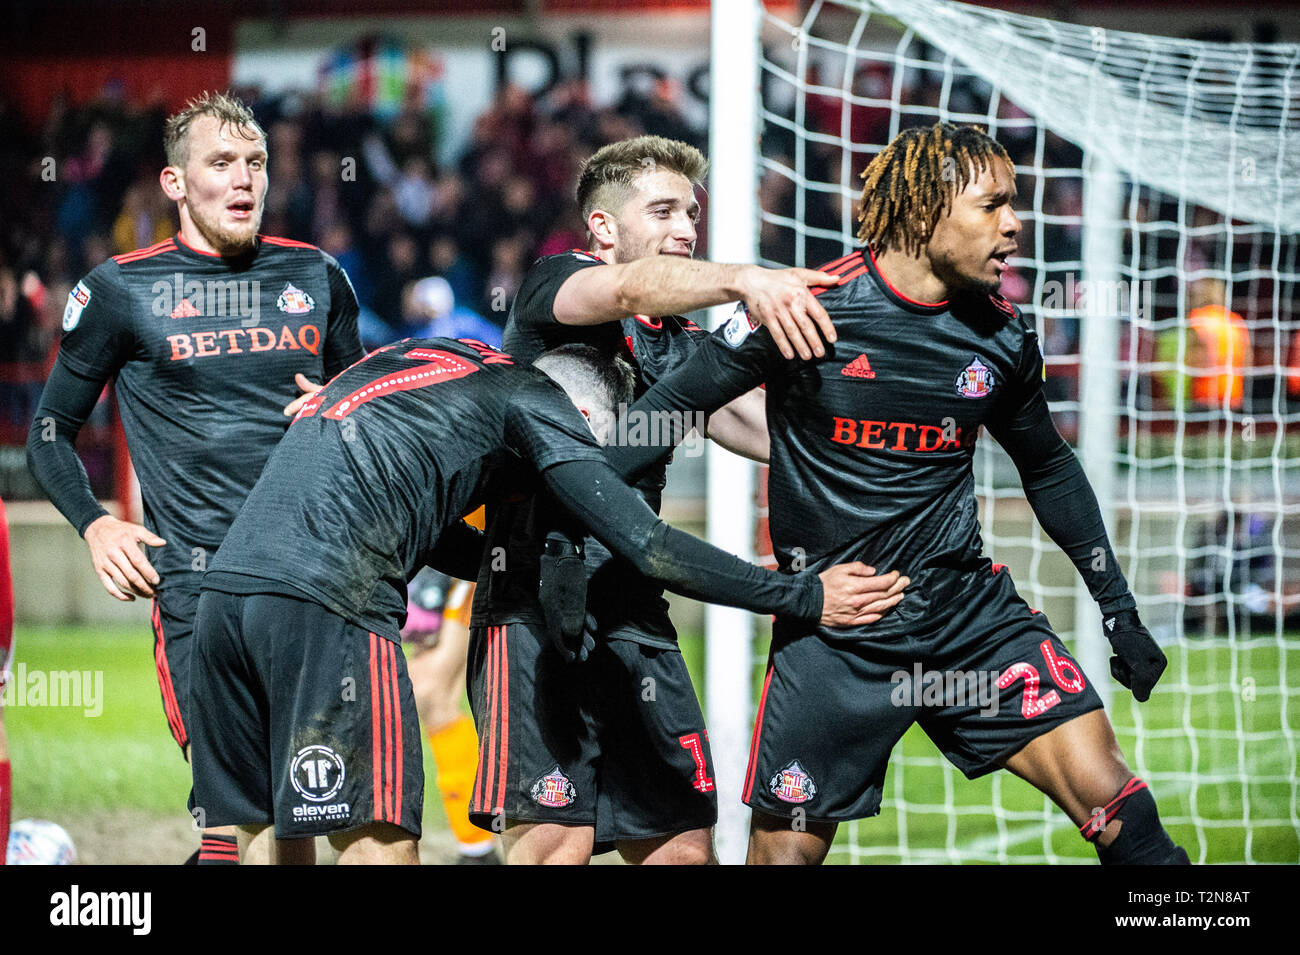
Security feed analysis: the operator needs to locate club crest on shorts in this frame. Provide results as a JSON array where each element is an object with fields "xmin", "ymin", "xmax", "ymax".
[
  {"xmin": 955, "ymin": 355, "xmax": 995, "ymax": 398},
  {"xmin": 277, "ymin": 283, "xmax": 315, "ymax": 315},
  {"xmin": 769, "ymin": 760, "xmax": 817, "ymax": 804},
  {"xmin": 530, "ymin": 766, "xmax": 577, "ymax": 808}
]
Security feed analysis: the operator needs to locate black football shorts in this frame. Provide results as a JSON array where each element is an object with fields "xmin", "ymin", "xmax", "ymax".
[
  {"xmin": 743, "ymin": 566, "xmax": 1104, "ymax": 823},
  {"xmin": 468, "ymin": 621, "xmax": 717, "ymax": 847},
  {"xmin": 189, "ymin": 589, "xmax": 423, "ymax": 839}
]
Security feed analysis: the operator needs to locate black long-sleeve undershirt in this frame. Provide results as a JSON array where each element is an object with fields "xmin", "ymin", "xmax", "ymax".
[
  {"xmin": 417, "ymin": 520, "xmax": 486, "ymax": 583},
  {"xmin": 541, "ymin": 458, "xmax": 823, "ymax": 625},
  {"xmin": 26, "ymin": 357, "xmax": 113, "ymax": 536},
  {"xmin": 986, "ymin": 389, "xmax": 1135, "ymax": 614}
]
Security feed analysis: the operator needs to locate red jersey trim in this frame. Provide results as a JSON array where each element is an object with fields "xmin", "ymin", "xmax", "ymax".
[
  {"xmin": 810, "ymin": 252, "xmax": 867, "ymax": 296},
  {"xmin": 812, "ymin": 263, "xmax": 868, "ymax": 296},
  {"xmin": 260, "ymin": 234, "xmax": 320, "ymax": 251},
  {"xmin": 865, "ymin": 245, "xmax": 949, "ymax": 308},
  {"xmin": 816, "ymin": 251, "xmax": 863, "ymax": 274},
  {"xmin": 112, "ymin": 238, "xmax": 177, "ymax": 264}
]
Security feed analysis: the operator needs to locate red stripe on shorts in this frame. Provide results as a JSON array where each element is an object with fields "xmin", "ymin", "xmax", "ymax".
[
  {"xmin": 152, "ymin": 601, "xmax": 187, "ymax": 750},
  {"xmin": 369, "ymin": 633, "xmax": 382, "ymax": 822},
  {"xmin": 382, "ymin": 638, "xmax": 397, "ymax": 823},
  {"xmin": 495, "ymin": 626, "xmax": 510, "ymax": 813},
  {"xmin": 743, "ymin": 660, "xmax": 776, "ymax": 802},
  {"xmin": 480, "ymin": 627, "xmax": 499, "ymax": 814},
  {"xmin": 386, "ymin": 637, "xmax": 403, "ymax": 825}
]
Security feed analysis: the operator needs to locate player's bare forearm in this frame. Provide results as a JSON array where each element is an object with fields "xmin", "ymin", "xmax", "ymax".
[
  {"xmin": 705, "ymin": 387, "xmax": 770, "ymax": 463},
  {"xmin": 554, "ymin": 258, "xmax": 840, "ymax": 361},
  {"xmin": 554, "ymin": 256, "xmax": 752, "ymax": 326}
]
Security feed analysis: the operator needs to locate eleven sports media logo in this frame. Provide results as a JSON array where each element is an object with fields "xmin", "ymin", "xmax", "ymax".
[{"xmin": 290, "ymin": 743, "xmax": 350, "ymax": 822}]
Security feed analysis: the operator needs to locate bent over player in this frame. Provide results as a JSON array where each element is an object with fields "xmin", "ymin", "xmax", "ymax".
[
  {"xmin": 26, "ymin": 92, "xmax": 364, "ymax": 864},
  {"xmin": 611, "ymin": 123, "xmax": 1187, "ymax": 866},
  {"xmin": 189, "ymin": 339, "xmax": 903, "ymax": 864}
]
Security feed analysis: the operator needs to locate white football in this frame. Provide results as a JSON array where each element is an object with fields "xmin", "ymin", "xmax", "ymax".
[{"xmin": 7, "ymin": 819, "xmax": 77, "ymax": 865}]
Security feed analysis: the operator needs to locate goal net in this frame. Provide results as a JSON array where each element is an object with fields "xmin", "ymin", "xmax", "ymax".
[{"xmin": 737, "ymin": 0, "xmax": 1300, "ymax": 863}]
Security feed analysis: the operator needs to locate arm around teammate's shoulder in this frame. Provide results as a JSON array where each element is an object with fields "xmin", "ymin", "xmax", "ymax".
[{"xmin": 553, "ymin": 256, "xmax": 841, "ymax": 359}]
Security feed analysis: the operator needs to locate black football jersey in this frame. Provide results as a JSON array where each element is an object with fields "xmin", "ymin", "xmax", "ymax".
[
  {"xmin": 608, "ymin": 248, "xmax": 1132, "ymax": 642},
  {"xmin": 52, "ymin": 234, "xmax": 364, "ymax": 586},
  {"xmin": 494, "ymin": 251, "xmax": 708, "ymax": 645},
  {"xmin": 206, "ymin": 337, "xmax": 608, "ymax": 641}
]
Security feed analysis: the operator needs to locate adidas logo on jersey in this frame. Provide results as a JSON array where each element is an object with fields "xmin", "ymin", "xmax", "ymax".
[
  {"xmin": 841, "ymin": 353, "xmax": 875, "ymax": 379},
  {"xmin": 170, "ymin": 298, "xmax": 202, "ymax": 319}
]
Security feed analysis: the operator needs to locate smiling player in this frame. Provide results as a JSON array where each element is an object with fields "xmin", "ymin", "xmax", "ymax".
[{"xmin": 480, "ymin": 136, "xmax": 873, "ymax": 864}]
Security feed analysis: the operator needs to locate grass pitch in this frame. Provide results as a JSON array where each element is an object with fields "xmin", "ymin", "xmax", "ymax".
[{"xmin": 7, "ymin": 624, "xmax": 1296, "ymax": 864}]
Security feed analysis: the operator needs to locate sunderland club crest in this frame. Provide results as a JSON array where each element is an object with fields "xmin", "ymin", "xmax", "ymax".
[
  {"xmin": 769, "ymin": 760, "xmax": 817, "ymax": 804},
  {"xmin": 530, "ymin": 767, "xmax": 577, "ymax": 808},
  {"xmin": 955, "ymin": 356, "xmax": 995, "ymax": 399},
  {"xmin": 277, "ymin": 283, "xmax": 315, "ymax": 315}
]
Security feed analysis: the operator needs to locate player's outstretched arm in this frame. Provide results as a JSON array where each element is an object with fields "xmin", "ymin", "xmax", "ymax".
[
  {"xmin": 27, "ymin": 359, "xmax": 165, "ymax": 601},
  {"xmin": 989, "ymin": 386, "xmax": 1166, "ymax": 700},
  {"xmin": 605, "ymin": 324, "xmax": 784, "ymax": 482},
  {"xmin": 553, "ymin": 258, "xmax": 839, "ymax": 360},
  {"xmin": 540, "ymin": 458, "xmax": 905, "ymax": 627}
]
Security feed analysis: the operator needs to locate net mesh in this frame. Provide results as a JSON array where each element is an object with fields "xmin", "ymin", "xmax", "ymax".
[{"xmin": 752, "ymin": 0, "xmax": 1300, "ymax": 863}]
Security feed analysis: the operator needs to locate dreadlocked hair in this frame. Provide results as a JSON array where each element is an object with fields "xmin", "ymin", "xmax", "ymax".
[{"xmin": 856, "ymin": 122, "xmax": 1012, "ymax": 256}]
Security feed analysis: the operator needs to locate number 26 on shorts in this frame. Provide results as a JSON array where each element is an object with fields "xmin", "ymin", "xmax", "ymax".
[{"xmin": 997, "ymin": 639, "xmax": 1087, "ymax": 719}]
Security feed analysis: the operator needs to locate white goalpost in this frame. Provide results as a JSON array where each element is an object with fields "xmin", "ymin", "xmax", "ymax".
[{"xmin": 707, "ymin": 0, "xmax": 1300, "ymax": 863}]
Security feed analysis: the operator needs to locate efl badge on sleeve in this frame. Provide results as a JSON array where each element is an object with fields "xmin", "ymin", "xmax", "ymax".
[
  {"xmin": 955, "ymin": 356, "xmax": 996, "ymax": 399},
  {"xmin": 277, "ymin": 283, "xmax": 316, "ymax": 315},
  {"xmin": 530, "ymin": 767, "xmax": 577, "ymax": 808},
  {"xmin": 723, "ymin": 303, "xmax": 758, "ymax": 348},
  {"xmin": 63, "ymin": 282, "xmax": 91, "ymax": 331},
  {"xmin": 769, "ymin": 760, "xmax": 818, "ymax": 804}
]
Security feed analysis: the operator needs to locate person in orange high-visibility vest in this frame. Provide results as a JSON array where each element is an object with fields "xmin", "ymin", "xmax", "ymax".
[{"xmin": 1159, "ymin": 279, "xmax": 1250, "ymax": 410}]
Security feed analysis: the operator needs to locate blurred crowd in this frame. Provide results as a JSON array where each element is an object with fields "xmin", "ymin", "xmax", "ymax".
[
  {"xmin": 2, "ymin": 45, "xmax": 1296, "ymax": 441},
  {"xmin": 0, "ymin": 73, "xmax": 706, "ymax": 435}
]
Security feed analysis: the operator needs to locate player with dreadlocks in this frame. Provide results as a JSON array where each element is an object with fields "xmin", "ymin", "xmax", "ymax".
[{"xmin": 605, "ymin": 121, "xmax": 1189, "ymax": 865}]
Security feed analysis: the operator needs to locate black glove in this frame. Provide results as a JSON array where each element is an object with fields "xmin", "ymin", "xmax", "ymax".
[
  {"xmin": 1103, "ymin": 609, "xmax": 1166, "ymax": 702},
  {"xmin": 539, "ymin": 532, "xmax": 594, "ymax": 663}
]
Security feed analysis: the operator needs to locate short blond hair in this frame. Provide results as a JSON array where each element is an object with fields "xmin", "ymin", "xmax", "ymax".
[
  {"xmin": 576, "ymin": 136, "xmax": 708, "ymax": 223},
  {"xmin": 164, "ymin": 91, "xmax": 265, "ymax": 168}
]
